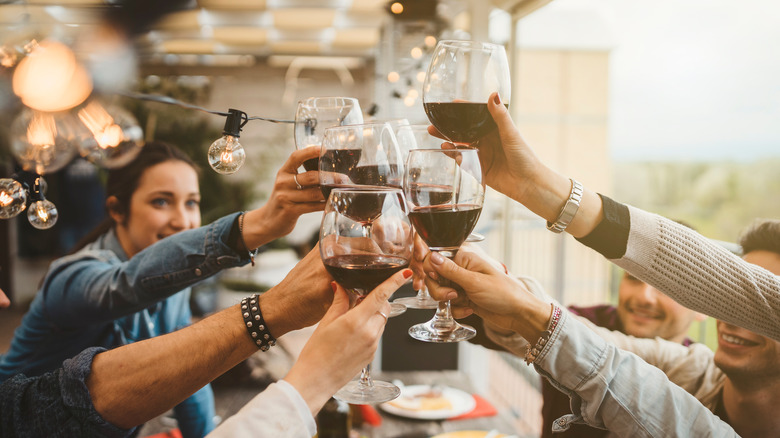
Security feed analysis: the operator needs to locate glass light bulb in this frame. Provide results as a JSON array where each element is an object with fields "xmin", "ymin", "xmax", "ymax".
[
  {"xmin": 12, "ymin": 39, "xmax": 92, "ymax": 112},
  {"xmin": 208, "ymin": 135, "xmax": 245, "ymax": 175},
  {"xmin": 77, "ymin": 101, "xmax": 143, "ymax": 169},
  {"xmin": 27, "ymin": 199, "xmax": 58, "ymax": 229},
  {"xmin": 0, "ymin": 178, "xmax": 28, "ymax": 219},
  {"xmin": 10, "ymin": 109, "xmax": 79, "ymax": 174}
]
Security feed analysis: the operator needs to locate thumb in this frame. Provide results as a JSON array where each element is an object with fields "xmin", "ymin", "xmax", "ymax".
[
  {"xmin": 487, "ymin": 92, "xmax": 516, "ymax": 141},
  {"xmin": 318, "ymin": 282, "xmax": 350, "ymax": 326},
  {"xmin": 427, "ymin": 251, "xmax": 486, "ymax": 291}
]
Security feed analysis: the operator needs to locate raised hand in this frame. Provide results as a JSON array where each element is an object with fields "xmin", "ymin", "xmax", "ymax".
[
  {"xmin": 421, "ymin": 247, "xmax": 549, "ymax": 335},
  {"xmin": 284, "ymin": 268, "xmax": 412, "ymax": 415},
  {"xmin": 258, "ymin": 245, "xmax": 334, "ymax": 337},
  {"xmin": 243, "ymin": 147, "xmax": 326, "ymax": 247}
]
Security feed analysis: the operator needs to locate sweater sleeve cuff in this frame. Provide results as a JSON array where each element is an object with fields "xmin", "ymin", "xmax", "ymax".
[
  {"xmin": 575, "ymin": 194, "xmax": 630, "ymax": 259},
  {"xmin": 275, "ymin": 380, "xmax": 317, "ymax": 436}
]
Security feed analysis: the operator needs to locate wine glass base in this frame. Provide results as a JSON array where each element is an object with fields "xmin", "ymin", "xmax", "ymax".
[
  {"xmin": 408, "ymin": 321, "xmax": 477, "ymax": 343},
  {"xmin": 389, "ymin": 302, "xmax": 407, "ymax": 317},
  {"xmin": 393, "ymin": 295, "xmax": 439, "ymax": 310},
  {"xmin": 334, "ymin": 379, "xmax": 401, "ymax": 404},
  {"xmin": 465, "ymin": 232, "xmax": 485, "ymax": 242}
]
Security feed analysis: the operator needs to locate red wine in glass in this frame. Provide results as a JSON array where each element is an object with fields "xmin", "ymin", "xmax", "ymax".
[
  {"xmin": 302, "ymin": 155, "xmax": 320, "ymax": 172},
  {"xmin": 408, "ymin": 183, "xmax": 454, "ymax": 207},
  {"xmin": 423, "ymin": 102, "xmax": 508, "ymax": 145},
  {"xmin": 323, "ymin": 254, "xmax": 409, "ymax": 296},
  {"xmin": 348, "ymin": 164, "xmax": 401, "ymax": 187},
  {"xmin": 408, "ymin": 204, "xmax": 482, "ymax": 250}
]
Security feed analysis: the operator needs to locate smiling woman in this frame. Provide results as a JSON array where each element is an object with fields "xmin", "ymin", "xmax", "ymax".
[{"xmin": 0, "ymin": 140, "xmax": 326, "ymax": 438}]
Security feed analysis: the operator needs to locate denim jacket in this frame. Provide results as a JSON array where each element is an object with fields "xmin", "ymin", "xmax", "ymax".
[
  {"xmin": 0, "ymin": 213, "xmax": 247, "ymax": 437},
  {"xmin": 0, "ymin": 347, "xmax": 135, "ymax": 438}
]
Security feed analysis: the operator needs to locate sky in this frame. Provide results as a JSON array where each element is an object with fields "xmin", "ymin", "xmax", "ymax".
[{"xmin": 520, "ymin": 0, "xmax": 780, "ymax": 162}]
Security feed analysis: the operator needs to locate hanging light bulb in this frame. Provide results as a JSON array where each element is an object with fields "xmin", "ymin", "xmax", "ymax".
[
  {"xmin": 0, "ymin": 178, "xmax": 27, "ymax": 219},
  {"xmin": 25, "ymin": 175, "xmax": 57, "ymax": 230},
  {"xmin": 27, "ymin": 199, "xmax": 58, "ymax": 229},
  {"xmin": 77, "ymin": 100, "xmax": 143, "ymax": 168},
  {"xmin": 10, "ymin": 109, "xmax": 79, "ymax": 174},
  {"xmin": 12, "ymin": 39, "xmax": 93, "ymax": 112},
  {"xmin": 208, "ymin": 109, "xmax": 246, "ymax": 175}
]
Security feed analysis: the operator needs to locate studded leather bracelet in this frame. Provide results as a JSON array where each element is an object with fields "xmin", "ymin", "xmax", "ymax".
[{"xmin": 241, "ymin": 294, "xmax": 276, "ymax": 351}]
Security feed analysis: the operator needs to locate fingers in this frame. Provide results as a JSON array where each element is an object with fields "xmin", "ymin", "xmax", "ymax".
[
  {"xmin": 358, "ymin": 268, "xmax": 413, "ymax": 317},
  {"xmin": 282, "ymin": 147, "xmax": 320, "ymax": 173},
  {"xmin": 427, "ymin": 125, "xmax": 446, "ymax": 140},
  {"xmin": 293, "ymin": 170, "xmax": 319, "ymax": 187},
  {"xmin": 319, "ymin": 282, "xmax": 351, "ymax": 326},
  {"xmin": 425, "ymin": 251, "xmax": 486, "ymax": 292},
  {"xmin": 487, "ymin": 91, "xmax": 516, "ymax": 137}
]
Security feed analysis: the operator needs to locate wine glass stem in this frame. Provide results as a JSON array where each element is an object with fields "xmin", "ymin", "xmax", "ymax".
[
  {"xmin": 429, "ymin": 300, "xmax": 458, "ymax": 331},
  {"xmin": 358, "ymin": 363, "xmax": 374, "ymax": 388},
  {"xmin": 416, "ymin": 286, "xmax": 432, "ymax": 300}
]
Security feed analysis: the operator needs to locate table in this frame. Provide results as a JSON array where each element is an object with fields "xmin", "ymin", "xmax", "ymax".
[{"xmin": 367, "ymin": 370, "xmax": 516, "ymax": 438}]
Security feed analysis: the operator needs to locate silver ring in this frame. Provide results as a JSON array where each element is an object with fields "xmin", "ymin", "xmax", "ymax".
[
  {"xmin": 293, "ymin": 173, "xmax": 302, "ymax": 190},
  {"xmin": 377, "ymin": 310, "xmax": 389, "ymax": 322}
]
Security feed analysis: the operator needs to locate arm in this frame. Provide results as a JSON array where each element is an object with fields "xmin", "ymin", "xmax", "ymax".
[
  {"xmin": 423, "ymin": 251, "xmax": 737, "ymax": 437},
  {"xmin": 468, "ymin": 91, "xmax": 780, "ymax": 341},
  {"xmin": 207, "ymin": 269, "xmax": 413, "ymax": 438},
  {"xmin": 87, "ymin": 245, "xmax": 334, "ymax": 428},
  {"xmin": 44, "ymin": 214, "xmax": 246, "ymax": 325},
  {"xmin": 239, "ymin": 146, "xmax": 325, "ymax": 249}
]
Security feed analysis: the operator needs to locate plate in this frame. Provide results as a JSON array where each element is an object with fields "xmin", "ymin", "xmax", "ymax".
[
  {"xmin": 431, "ymin": 432, "xmax": 507, "ymax": 438},
  {"xmin": 379, "ymin": 384, "xmax": 476, "ymax": 420}
]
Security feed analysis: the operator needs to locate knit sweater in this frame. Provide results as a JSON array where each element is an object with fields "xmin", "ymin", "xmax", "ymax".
[{"xmin": 578, "ymin": 195, "xmax": 780, "ymax": 342}]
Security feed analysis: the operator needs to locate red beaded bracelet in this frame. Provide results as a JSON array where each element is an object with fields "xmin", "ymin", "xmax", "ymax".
[{"xmin": 525, "ymin": 304, "xmax": 562, "ymax": 365}]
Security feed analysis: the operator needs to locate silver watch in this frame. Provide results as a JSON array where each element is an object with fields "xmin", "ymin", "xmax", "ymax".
[{"xmin": 546, "ymin": 179, "xmax": 583, "ymax": 234}]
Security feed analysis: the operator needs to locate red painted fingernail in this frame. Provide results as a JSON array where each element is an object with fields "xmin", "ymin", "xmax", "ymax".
[
  {"xmin": 402, "ymin": 269, "xmax": 413, "ymax": 279},
  {"xmin": 493, "ymin": 92, "xmax": 501, "ymax": 105},
  {"xmin": 330, "ymin": 281, "xmax": 337, "ymax": 293}
]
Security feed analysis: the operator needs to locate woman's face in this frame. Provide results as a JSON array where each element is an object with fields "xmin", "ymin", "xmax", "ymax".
[{"xmin": 113, "ymin": 160, "xmax": 201, "ymax": 258}]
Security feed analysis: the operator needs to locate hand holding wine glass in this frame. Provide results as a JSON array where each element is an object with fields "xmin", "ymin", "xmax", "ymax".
[
  {"xmin": 423, "ymin": 40, "xmax": 511, "ymax": 147},
  {"xmin": 405, "ymin": 149, "xmax": 485, "ymax": 342},
  {"xmin": 319, "ymin": 188, "xmax": 413, "ymax": 403}
]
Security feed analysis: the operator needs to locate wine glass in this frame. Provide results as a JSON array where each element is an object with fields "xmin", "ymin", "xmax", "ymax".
[
  {"xmin": 423, "ymin": 40, "xmax": 511, "ymax": 147},
  {"xmin": 320, "ymin": 122, "xmax": 407, "ymax": 316},
  {"xmin": 405, "ymin": 149, "xmax": 485, "ymax": 342},
  {"xmin": 294, "ymin": 97, "xmax": 363, "ymax": 172},
  {"xmin": 391, "ymin": 125, "xmax": 445, "ymax": 310},
  {"xmin": 320, "ymin": 188, "xmax": 413, "ymax": 404}
]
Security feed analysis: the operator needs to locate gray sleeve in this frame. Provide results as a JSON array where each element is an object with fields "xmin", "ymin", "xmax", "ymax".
[{"xmin": 614, "ymin": 206, "xmax": 780, "ymax": 341}]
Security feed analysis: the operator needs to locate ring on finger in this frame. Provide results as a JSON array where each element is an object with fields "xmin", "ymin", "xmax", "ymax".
[
  {"xmin": 377, "ymin": 310, "xmax": 389, "ymax": 322},
  {"xmin": 293, "ymin": 173, "xmax": 303, "ymax": 190}
]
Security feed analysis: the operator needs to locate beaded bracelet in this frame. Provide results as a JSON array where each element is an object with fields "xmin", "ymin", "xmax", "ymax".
[
  {"xmin": 238, "ymin": 212, "xmax": 259, "ymax": 266},
  {"xmin": 525, "ymin": 304, "xmax": 562, "ymax": 365},
  {"xmin": 241, "ymin": 294, "xmax": 276, "ymax": 351}
]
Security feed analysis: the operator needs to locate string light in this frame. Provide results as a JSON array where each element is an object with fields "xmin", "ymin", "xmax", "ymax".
[
  {"xmin": 208, "ymin": 109, "xmax": 247, "ymax": 175},
  {"xmin": 10, "ymin": 110, "xmax": 79, "ymax": 174},
  {"xmin": 0, "ymin": 179, "xmax": 27, "ymax": 219},
  {"xmin": 12, "ymin": 40, "xmax": 92, "ymax": 113},
  {"xmin": 77, "ymin": 100, "xmax": 143, "ymax": 168},
  {"xmin": 0, "ymin": 172, "xmax": 58, "ymax": 229}
]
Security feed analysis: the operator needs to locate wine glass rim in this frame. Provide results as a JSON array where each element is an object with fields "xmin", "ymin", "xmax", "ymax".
[
  {"xmin": 299, "ymin": 96, "xmax": 359, "ymax": 104},
  {"xmin": 436, "ymin": 39, "xmax": 504, "ymax": 50},
  {"xmin": 408, "ymin": 147, "xmax": 479, "ymax": 154},
  {"xmin": 297, "ymin": 96, "xmax": 360, "ymax": 110},
  {"xmin": 324, "ymin": 122, "xmax": 393, "ymax": 131},
  {"xmin": 330, "ymin": 187, "xmax": 403, "ymax": 195}
]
